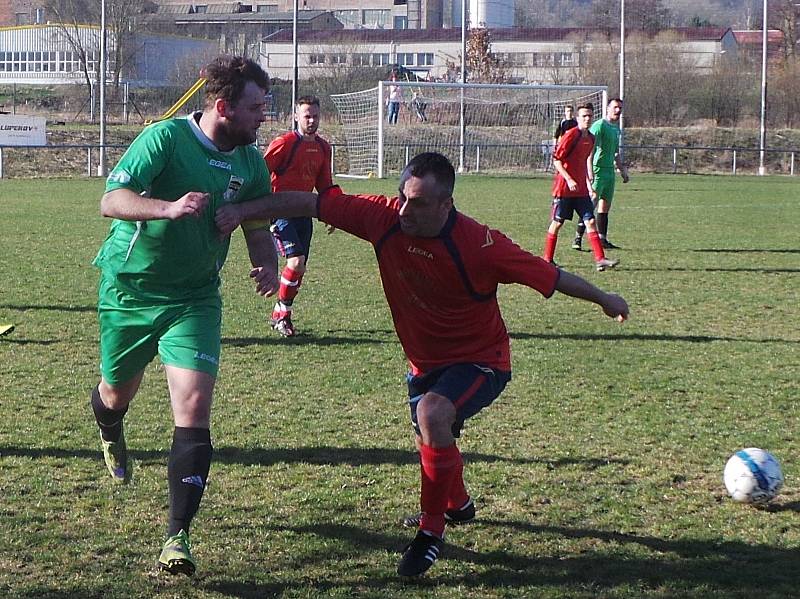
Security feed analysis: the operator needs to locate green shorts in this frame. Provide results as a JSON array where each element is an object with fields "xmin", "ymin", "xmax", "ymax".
[
  {"xmin": 592, "ymin": 168, "xmax": 617, "ymax": 203},
  {"xmin": 98, "ymin": 276, "xmax": 222, "ymax": 385}
]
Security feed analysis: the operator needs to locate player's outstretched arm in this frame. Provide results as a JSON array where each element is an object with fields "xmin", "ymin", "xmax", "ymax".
[
  {"xmin": 215, "ymin": 191, "xmax": 317, "ymax": 236},
  {"xmin": 242, "ymin": 227, "xmax": 279, "ymax": 297},
  {"xmin": 555, "ymin": 270, "xmax": 629, "ymax": 322},
  {"xmin": 101, "ymin": 189, "xmax": 209, "ymax": 221}
]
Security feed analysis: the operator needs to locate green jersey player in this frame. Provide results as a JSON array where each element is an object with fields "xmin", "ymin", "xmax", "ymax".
[
  {"xmin": 573, "ymin": 97, "xmax": 629, "ymax": 250},
  {"xmin": 90, "ymin": 56, "xmax": 285, "ymax": 577}
]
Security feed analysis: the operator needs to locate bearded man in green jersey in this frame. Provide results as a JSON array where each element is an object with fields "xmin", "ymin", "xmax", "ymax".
[
  {"xmin": 573, "ymin": 97, "xmax": 630, "ymax": 251},
  {"xmin": 90, "ymin": 56, "xmax": 307, "ymax": 576}
]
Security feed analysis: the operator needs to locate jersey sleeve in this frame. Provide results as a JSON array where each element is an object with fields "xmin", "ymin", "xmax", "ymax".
[
  {"xmin": 552, "ymin": 127, "xmax": 579, "ymax": 162},
  {"xmin": 239, "ymin": 145, "xmax": 273, "ymax": 231},
  {"xmin": 264, "ymin": 135, "xmax": 287, "ymax": 179},
  {"xmin": 105, "ymin": 123, "xmax": 174, "ymax": 194},
  {"xmin": 314, "ymin": 140, "xmax": 335, "ymax": 193},
  {"xmin": 485, "ymin": 228, "xmax": 560, "ymax": 298},
  {"xmin": 318, "ymin": 191, "xmax": 397, "ymax": 243}
]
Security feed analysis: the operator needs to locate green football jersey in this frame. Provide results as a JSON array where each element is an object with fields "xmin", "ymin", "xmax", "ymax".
[
  {"xmin": 590, "ymin": 118, "xmax": 621, "ymax": 170},
  {"xmin": 93, "ymin": 115, "xmax": 270, "ymax": 301}
]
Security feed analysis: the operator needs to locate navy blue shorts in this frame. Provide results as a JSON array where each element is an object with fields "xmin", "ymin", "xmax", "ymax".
[
  {"xmin": 407, "ymin": 363, "xmax": 512, "ymax": 438},
  {"xmin": 271, "ymin": 217, "xmax": 313, "ymax": 260},
  {"xmin": 552, "ymin": 196, "xmax": 595, "ymax": 223}
]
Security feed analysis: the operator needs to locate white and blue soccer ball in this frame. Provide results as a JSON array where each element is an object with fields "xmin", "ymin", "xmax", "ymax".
[{"xmin": 723, "ymin": 448, "xmax": 784, "ymax": 504}]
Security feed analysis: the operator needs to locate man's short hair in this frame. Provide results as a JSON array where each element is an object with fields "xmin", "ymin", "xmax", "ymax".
[
  {"xmin": 608, "ymin": 97, "xmax": 623, "ymax": 105},
  {"xmin": 577, "ymin": 102, "xmax": 594, "ymax": 113},
  {"xmin": 297, "ymin": 95, "xmax": 320, "ymax": 108},
  {"xmin": 401, "ymin": 152, "xmax": 455, "ymax": 199},
  {"xmin": 202, "ymin": 56, "xmax": 269, "ymax": 107},
  {"xmin": 565, "ymin": 104, "xmax": 574, "ymax": 110}
]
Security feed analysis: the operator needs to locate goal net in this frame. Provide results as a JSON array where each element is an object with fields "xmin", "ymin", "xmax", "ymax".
[{"xmin": 331, "ymin": 81, "xmax": 607, "ymax": 178}]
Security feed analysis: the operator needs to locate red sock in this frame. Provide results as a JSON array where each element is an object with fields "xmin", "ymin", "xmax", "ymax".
[
  {"xmin": 278, "ymin": 267, "xmax": 303, "ymax": 305},
  {"xmin": 543, "ymin": 232, "xmax": 558, "ymax": 262},
  {"xmin": 446, "ymin": 454, "xmax": 469, "ymax": 511},
  {"xmin": 419, "ymin": 443, "xmax": 461, "ymax": 538},
  {"xmin": 587, "ymin": 231, "xmax": 605, "ymax": 261}
]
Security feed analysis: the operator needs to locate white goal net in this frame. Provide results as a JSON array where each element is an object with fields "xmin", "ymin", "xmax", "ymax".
[{"xmin": 331, "ymin": 81, "xmax": 607, "ymax": 178}]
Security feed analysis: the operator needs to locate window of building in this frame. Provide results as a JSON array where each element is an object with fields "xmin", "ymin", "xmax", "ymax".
[
  {"xmin": 416, "ymin": 53, "xmax": 433, "ymax": 66},
  {"xmin": 256, "ymin": 4, "xmax": 278, "ymax": 12},
  {"xmin": 372, "ymin": 53, "xmax": 390, "ymax": 66},
  {"xmin": 394, "ymin": 16, "xmax": 408, "ymax": 29},
  {"xmin": 394, "ymin": 0, "xmax": 407, "ymax": 4},
  {"xmin": 533, "ymin": 52, "xmax": 554, "ymax": 67},
  {"xmin": 352, "ymin": 53, "xmax": 371, "ymax": 66},
  {"xmin": 331, "ymin": 54, "xmax": 347, "ymax": 65},
  {"xmin": 334, "ymin": 9, "xmax": 360, "ymax": 27},
  {"xmin": 309, "ymin": 54, "xmax": 325, "ymax": 65},
  {"xmin": 193, "ymin": 5, "xmax": 208, "ymax": 14},
  {"xmin": 558, "ymin": 52, "xmax": 575, "ymax": 67},
  {"xmin": 363, "ymin": 9, "xmax": 390, "ymax": 28},
  {"xmin": 15, "ymin": 12, "xmax": 29, "ymax": 25},
  {"xmin": 397, "ymin": 52, "xmax": 414, "ymax": 66}
]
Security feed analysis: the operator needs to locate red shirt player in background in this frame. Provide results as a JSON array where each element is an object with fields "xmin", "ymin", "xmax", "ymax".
[
  {"xmin": 264, "ymin": 95, "xmax": 339, "ymax": 336},
  {"xmin": 215, "ymin": 152, "xmax": 629, "ymax": 578},
  {"xmin": 543, "ymin": 103, "xmax": 619, "ymax": 271}
]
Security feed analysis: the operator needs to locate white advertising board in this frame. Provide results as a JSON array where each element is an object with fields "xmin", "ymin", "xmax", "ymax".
[{"xmin": 0, "ymin": 115, "xmax": 46, "ymax": 146}]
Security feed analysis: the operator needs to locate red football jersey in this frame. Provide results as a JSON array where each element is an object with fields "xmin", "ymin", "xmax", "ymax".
[
  {"xmin": 318, "ymin": 192, "xmax": 560, "ymax": 375},
  {"xmin": 551, "ymin": 127, "xmax": 595, "ymax": 198},
  {"xmin": 264, "ymin": 131, "xmax": 334, "ymax": 193}
]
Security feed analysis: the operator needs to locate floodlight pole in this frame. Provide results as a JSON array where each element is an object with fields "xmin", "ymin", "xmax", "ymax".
[
  {"xmin": 758, "ymin": 0, "xmax": 767, "ymax": 176},
  {"xmin": 98, "ymin": 0, "xmax": 107, "ymax": 177},
  {"xmin": 458, "ymin": 0, "xmax": 467, "ymax": 173},
  {"xmin": 291, "ymin": 0, "xmax": 299, "ymax": 131},
  {"xmin": 618, "ymin": 0, "xmax": 625, "ymax": 160}
]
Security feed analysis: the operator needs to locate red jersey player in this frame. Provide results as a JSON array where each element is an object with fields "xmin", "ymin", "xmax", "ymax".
[
  {"xmin": 543, "ymin": 103, "xmax": 619, "ymax": 271},
  {"xmin": 263, "ymin": 95, "xmax": 339, "ymax": 336},
  {"xmin": 215, "ymin": 152, "xmax": 629, "ymax": 578}
]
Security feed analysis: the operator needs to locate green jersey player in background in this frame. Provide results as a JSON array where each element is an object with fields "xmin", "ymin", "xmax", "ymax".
[
  {"xmin": 90, "ymin": 55, "xmax": 295, "ymax": 576},
  {"xmin": 573, "ymin": 97, "xmax": 629, "ymax": 251}
]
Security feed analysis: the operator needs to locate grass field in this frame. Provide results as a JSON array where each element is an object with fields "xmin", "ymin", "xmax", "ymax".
[{"xmin": 0, "ymin": 173, "xmax": 798, "ymax": 598}]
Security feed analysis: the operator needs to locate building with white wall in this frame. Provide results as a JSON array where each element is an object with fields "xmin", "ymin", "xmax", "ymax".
[
  {"xmin": 260, "ymin": 26, "xmax": 737, "ymax": 82},
  {"xmin": 0, "ymin": 24, "xmax": 216, "ymax": 85}
]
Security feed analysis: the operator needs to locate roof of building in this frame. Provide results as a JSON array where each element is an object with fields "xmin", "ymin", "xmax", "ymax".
[
  {"xmin": 262, "ymin": 26, "xmax": 733, "ymax": 44},
  {"xmin": 152, "ymin": 9, "xmax": 336, "ymax": 23}
]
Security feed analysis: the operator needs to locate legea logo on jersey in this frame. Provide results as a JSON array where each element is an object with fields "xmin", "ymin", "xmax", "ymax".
[
  {"xmin": 407, "ymin": 245, "xmax": 433, "ymax": 260},
  {"xmin": 222, "ymin": 176, "xmax": 244, "ymax": 203},
  {"xmin": 107, "ymin": 170, "xmax": 131, "ymax": 184},
  {"xmin": 208, "ymin": 158, "xmax": 232, "ymax": 170}
]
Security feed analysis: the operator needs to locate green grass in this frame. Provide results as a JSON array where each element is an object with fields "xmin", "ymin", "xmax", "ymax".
[{"xmin": 0, "ymin": 173, "xmax": 798, "ymax": 598}]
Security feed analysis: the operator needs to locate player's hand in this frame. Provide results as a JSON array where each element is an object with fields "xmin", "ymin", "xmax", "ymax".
[
  {"xmin": 566, "ymin": 178, "xmax": 578, "ymax": 192},
  {"xmin": 170, "ymin": 192, "xmax": 209, "ymax": 220},
  {"xmin": 250, "ymin": 266, "xmax": 279, "ymax": 297},
  {"xmin": 215, "ymin": 204, "xmax": 243, "ymax": 236},
  {"xmin": 601, "ymin": 293, "xmax": 629, "ymax": 323}
]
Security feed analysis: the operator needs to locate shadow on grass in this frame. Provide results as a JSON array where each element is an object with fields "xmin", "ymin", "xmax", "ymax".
[
  {"xmin": 222, "ymin": 330, "xmax": 393, "ymax": 347},
  {"xmin": 629, "ymin": 267, "xmax": 799, "ymax": 273},
  {"xmin": 510, "ymin": 331, "xmax": 798, "ymax": 344},
  {"xmin": 692, "ymin": 248, "xmax": 800, "ymax": 254},
  {"xmin": 249, "ymin": 520, "xmax": 798, "ymax": 595},
  {"xmin": 0, "ymin": 444, "xmax": 627, "ymax": 470},
  {"xmin": 0, "ymin": 303, "xmax": 95, "ymax": 313}
]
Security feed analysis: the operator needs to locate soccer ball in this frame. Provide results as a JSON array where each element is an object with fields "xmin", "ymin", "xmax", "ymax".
[{"xmin": 723, "ymin": 448, "xmax": 784, "ymax": 504}]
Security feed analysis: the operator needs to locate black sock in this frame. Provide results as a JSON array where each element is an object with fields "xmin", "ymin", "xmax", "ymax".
[
  {"xmin": 575, "ymin": 221, "xmax": 586, "ymax": 238},
  {"xmin": 597, "ymin": 213, "xmax": 609, "ymax": 238},
  {"xmin": 91, "ymin": 386, "xmax": 128, "ymax": 443},
  {"xmin": 168, "ymin": 427, "xmax": 213, "ymax": 536}
]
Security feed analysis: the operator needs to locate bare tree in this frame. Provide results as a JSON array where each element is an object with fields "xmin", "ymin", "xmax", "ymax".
[{"xmin": 464, "ymin": 28, "xmax": 509, "ymax": 83}]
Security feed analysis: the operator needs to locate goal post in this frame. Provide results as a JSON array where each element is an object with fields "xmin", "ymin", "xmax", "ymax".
[{"xmin": 331, "ymin": 81, "xmax": 608, "ymax": 178}]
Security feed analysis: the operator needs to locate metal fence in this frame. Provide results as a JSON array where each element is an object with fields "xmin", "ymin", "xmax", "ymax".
[{"xmin": 0, "ymin": 142, "xmax": 797, "ymax": 179}]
